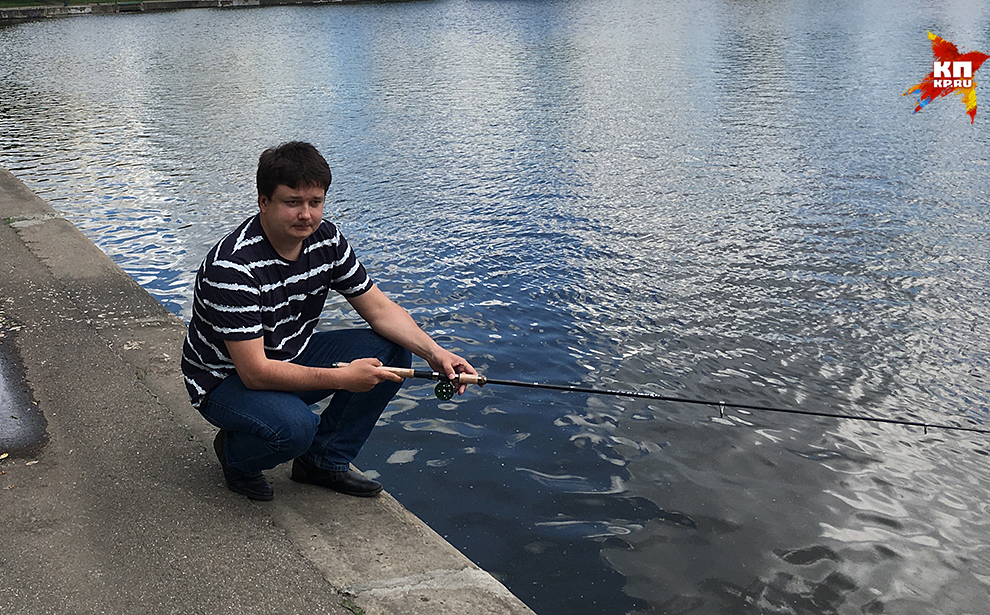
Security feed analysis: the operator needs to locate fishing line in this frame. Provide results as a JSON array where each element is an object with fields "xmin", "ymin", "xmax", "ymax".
[{"xmin": 332, "ymin": 363, "xmax": 990, "ymax": 436}]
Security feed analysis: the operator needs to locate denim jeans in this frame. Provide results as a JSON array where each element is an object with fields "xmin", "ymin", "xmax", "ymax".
[{"xmin": 199, "ymin": 329, "xmax": 411, "ymax": 474}]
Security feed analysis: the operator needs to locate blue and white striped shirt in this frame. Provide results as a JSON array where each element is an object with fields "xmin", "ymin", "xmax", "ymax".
[{"xmin": 181, "ymin": 215, "xmax": 372, "ymax": 408}]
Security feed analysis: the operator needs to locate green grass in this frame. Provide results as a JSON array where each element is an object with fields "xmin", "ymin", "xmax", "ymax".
[
  {"xmin": 340, "ymin": 600, "xmax": 366, "ymax": 615},
  {"xmin": 0, "ymin": 0, "xmax": 109, "ymax": 7}
]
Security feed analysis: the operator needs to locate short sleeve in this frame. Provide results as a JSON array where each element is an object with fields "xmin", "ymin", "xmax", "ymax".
[{"xmin": 195, "ymin": 262, "xmax": 264, "ymax": 341}]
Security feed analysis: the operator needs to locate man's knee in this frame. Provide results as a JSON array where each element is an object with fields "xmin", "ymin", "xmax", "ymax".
[
  {"xmin": 273, "ymin": 411, "xmax": 320, "ymax": 458},
  {"xmin": 363, "ymin": 330, "xmax": 410, "ymax": 368},
  {"xmin": 387, "ymin": 344, "xmax": 412, "ymax": 369}
]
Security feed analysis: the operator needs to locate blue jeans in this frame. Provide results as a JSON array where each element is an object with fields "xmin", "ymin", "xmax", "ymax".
[{"xmin": 199, "ymin": 329, "xmax": 411, "ymax": 474}]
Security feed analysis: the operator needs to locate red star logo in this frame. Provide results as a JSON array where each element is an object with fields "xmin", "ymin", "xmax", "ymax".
[{"xmin": 904, "ymin": 32, "xmax": 990, "ymax": 124}]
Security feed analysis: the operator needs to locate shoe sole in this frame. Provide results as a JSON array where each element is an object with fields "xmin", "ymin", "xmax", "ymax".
[
  {"xmin": 290, "ymin": 471, "xmax": 382, "ymax": 498},
  {"xmin": 227, "ymin": 483, "xmax": 274, "ymax": 501},
  {"xmin": 292, "ymin": 479, "xmax": 382, "ymax": 498}
]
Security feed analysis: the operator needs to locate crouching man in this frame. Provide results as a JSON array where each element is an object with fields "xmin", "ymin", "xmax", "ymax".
[{"xmin": 181, "ymin": 141, "xmax": 476, "ymax": 501}]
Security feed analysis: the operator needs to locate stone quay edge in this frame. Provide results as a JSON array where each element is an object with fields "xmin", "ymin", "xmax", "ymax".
[
  {"xmin": 0, "ymin": 0, "xmax": 397, "ymax": 24},
  {"xmin": 0, "ymin": 166, "xmax": 537, "ymax": 615}
]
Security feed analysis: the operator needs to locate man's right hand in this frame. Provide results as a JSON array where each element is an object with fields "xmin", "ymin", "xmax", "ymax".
[
  {"xmin": 334, "ymin": 357, "xmax": 405, "ymax": 392},
  {"xmin": 225, "ymin": 338, "xmax": 403, "ymax": 393}
]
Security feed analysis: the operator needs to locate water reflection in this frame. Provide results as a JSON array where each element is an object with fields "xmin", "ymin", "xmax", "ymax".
[{"xmin": 2, "ymin": 0, "xmax": 990, "ymax": 613}]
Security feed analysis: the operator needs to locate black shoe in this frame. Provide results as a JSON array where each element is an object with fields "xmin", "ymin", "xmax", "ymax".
[
  {"xmin": 290, "ymin": 457, "xmax": 383, "ymax": 498},
  {"xmin": 213, "ymin": 431, "xmax": 273, "ymax": 501}
]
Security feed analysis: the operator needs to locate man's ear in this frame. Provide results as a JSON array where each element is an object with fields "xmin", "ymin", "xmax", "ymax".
[{"xmin": 258, "ymin": 193, "xmax": 269, "ymax": 213}]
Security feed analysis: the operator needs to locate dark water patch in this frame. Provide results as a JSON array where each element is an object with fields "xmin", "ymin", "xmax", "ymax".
[
  {"xmin": 873, "ymin": 545, "xmax": 901, "ymax": 561},
  {"xmin": 774, "ymin": 545, "xmax": 841, "ymax": 566},
  {"xmin": 0, "ymin": 335, "xmax": 46, "ymax": 456},
  {"xmin": 698, "ymin": 569, "xmax": 860, "ymax": 615},
  {"xmin": 443, "ymin": 509, "xmax": 646, "ymax": 615},
  {"xmin": 534, "ymin": 494, "xmax": 663, "ymax": 527},
  {"xmin": 855, "ymin": 513, "xmax": 904, "ymax": 531}
]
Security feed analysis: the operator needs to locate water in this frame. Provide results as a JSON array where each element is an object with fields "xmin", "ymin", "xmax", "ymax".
[{"xmin": 3, "ymin": 1, "xmax": 990, "ymax": 612}]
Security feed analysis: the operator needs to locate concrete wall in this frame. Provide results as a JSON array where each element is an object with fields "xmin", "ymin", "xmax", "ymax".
[{"xmin": 0, "ymin": 0, "xmax": 385, "ymax": 23}]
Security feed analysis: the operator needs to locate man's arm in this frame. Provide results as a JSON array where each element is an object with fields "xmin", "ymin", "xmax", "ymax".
[
  {"xmin": 225, "ymin": 337, "xmax": 402, "ymax": 393},
  {"xmin": 347, "ymin": 285, "xmax": 477, "ymax": 393}
]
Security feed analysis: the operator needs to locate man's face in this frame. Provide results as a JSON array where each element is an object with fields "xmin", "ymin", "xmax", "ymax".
[{"xmin": 258, "ymin": 183, "xmax": 326, "ymax": 246}]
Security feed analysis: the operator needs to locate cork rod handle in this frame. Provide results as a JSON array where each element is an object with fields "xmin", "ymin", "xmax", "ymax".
[{"xmin": 331, "ymin": 362, "xmax": 486, "ymax": 386}]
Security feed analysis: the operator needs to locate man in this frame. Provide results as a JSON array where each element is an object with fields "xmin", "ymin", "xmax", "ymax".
[{"xmin": 181, "ymin": 141, "xmax": 476, "ymax": 501}]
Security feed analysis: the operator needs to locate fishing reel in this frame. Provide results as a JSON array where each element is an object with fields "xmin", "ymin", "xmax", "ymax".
[{"xmin": 434, "ymin": 379, "xmax": 456, "ymax": 401}]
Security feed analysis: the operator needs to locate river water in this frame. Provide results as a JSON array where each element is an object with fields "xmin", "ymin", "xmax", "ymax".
[{"xmin": 2, "ymin": 1, "xmax": 990, "ymax": 613}]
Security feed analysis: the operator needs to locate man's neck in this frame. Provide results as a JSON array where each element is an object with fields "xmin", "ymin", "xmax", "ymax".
[{"xmin": 258, "ymin": 216, "xmax": 303, "ymax": 261}]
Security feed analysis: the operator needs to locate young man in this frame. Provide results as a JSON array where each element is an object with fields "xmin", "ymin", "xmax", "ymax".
[{"xmin": 181, "ymin": 142, "xmax": 476, "ymax": 501}]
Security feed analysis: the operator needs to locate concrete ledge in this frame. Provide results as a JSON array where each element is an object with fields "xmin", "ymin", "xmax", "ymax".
[
  {"xmin": 0, "ymin": 166, "xmax": 535, "ymax": 615},
  {"xmin": 0, "ymin": 0, "xmax": 398, "ymax": 24}
]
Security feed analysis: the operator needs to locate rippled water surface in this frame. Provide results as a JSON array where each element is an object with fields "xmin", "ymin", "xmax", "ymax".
[{"xmin": 3, "ymin": 1, "xmax": 990, "ymax": 613}]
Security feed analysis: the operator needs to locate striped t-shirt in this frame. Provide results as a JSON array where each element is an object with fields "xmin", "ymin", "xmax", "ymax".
[{"xmin": 181, "ymin": 215, "xmax": 372, "ymax": 408}]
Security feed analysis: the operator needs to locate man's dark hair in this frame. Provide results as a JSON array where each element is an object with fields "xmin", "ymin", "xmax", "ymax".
[{"xmin": 256, "ymin": 141, "xmax": 332, "ymax": 198}]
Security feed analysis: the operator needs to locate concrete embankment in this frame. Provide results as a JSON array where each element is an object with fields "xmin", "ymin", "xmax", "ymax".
[
  {"xmin": 0, "ymin": 0, "xmax": 374, "ymax": 23},
  {"xmin": 0, "ymin": 167, "xmax": 536, "ymax": 615}
]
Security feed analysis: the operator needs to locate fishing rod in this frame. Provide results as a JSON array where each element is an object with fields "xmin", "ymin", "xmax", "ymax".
[{"xmin": 333, "ymin": 363, "xmax": 990, "ymax": 436}]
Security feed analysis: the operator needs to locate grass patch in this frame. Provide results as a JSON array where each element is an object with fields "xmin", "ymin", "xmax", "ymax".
[
  {"xmin": 0, "ymin": 0, "xmax": 117, "ymax": 7},
  {"xmin": 340, "ymin": 599, "xmax": 366, "ymax": 615}
]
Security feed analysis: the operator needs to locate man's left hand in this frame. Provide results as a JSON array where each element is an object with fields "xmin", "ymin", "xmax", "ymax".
[{"xmin": 428, "ymin": 349, "xmax": 478, "ymax": 396}]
